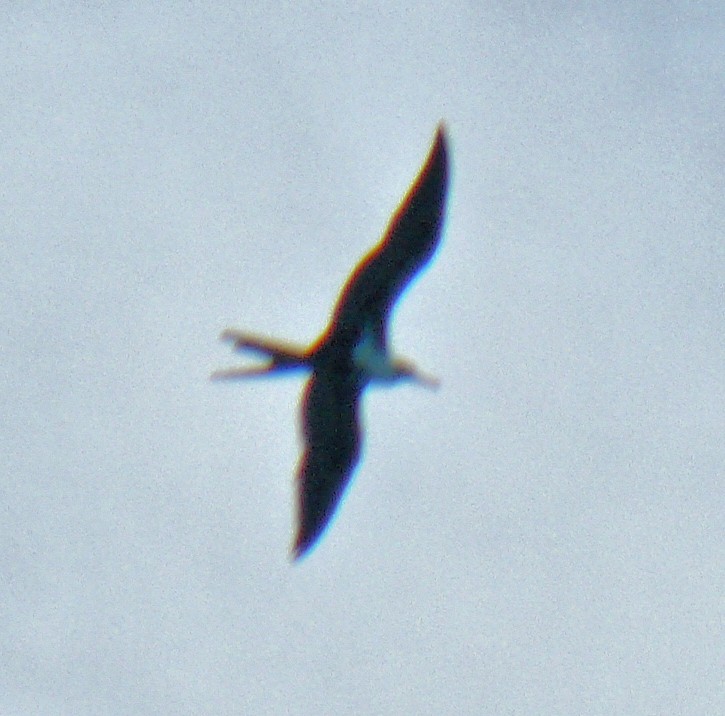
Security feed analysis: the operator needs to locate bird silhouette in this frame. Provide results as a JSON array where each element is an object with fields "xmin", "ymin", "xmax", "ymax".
[{"xmin": 213, "ymin": 125, "xmax": 449, "ymax": 559}]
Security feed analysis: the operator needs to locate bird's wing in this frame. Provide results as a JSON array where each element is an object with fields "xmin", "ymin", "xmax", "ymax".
[
  {"xmin": 329, "ymin": 125, "xmax": 449, "ymax": 342},
  {"xmin": 293, "ymin": 370, "xmax": 363, "ymax": 559}
]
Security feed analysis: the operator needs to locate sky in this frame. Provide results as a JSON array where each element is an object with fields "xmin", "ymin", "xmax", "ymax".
[{"xmin": 1, "ymin": 2, "xmax": 723, "ymax": 714}]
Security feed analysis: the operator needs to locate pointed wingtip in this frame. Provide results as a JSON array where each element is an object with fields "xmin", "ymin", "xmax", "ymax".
[
  {"xmin": 428, "ymin": 122, "xmax": 449, "ymax": 171},
  {"xmin": 290, "ymin": 534, "xmax": 312, "ymax": 563},
  {"xmin": 291, "ymin": 513, "xmax": 332, "ymax": 562}
]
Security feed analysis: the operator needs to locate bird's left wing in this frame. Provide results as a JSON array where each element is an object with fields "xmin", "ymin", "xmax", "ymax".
[{"xmin": 293, "ymin": 370, "xmax": 364, "ymax": 559}]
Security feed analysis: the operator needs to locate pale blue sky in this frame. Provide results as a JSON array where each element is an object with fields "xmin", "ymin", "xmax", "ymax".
[{"xmin": 1, "ymin": 3, "xmax": 723, "ymax": 714}]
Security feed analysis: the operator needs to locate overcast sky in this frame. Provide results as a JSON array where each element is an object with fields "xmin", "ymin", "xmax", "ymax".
[{"xmin": 2, "ymin": 3, "xmax": 723, "ymax": 714}]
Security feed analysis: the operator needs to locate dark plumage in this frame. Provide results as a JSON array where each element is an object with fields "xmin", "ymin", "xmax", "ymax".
[{"xmin": 213, "ymin": 125, "xmax": 449, "ymax": 559}]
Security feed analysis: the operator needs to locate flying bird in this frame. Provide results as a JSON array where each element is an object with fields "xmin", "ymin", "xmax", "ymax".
[{"xmin": 213, "ymin": 125, "xmax": 449, "ymax": 560}]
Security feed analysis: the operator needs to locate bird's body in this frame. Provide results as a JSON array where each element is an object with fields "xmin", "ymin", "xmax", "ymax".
[{"xmin": 214, "ymin": 125, "xmax": 449, "ymax": 559}]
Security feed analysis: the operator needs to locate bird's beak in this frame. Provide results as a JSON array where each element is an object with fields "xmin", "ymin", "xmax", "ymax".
[{"xmin": 414, "ymin": 369, "xmax": 440, "ymax": 390}]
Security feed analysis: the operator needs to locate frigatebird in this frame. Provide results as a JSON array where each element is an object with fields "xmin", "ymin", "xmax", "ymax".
[{"xmin": 213, "ymin": 125, "xmax": 449, "ymax": 559}]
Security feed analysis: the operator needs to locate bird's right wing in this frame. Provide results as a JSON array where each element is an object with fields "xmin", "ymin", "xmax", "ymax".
[
  {"xmin": 330, "ymin": 125, "xmax": 449, "ymax": 336},
  {"xmin": 293, "ymin": 370, "xmax": 363, "ymax": 560}
]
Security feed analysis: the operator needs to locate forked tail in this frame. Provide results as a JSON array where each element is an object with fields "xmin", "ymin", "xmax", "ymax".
[{"xmin": 211, "ymin": 330, "xmax": 310, "ymax": 380}]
